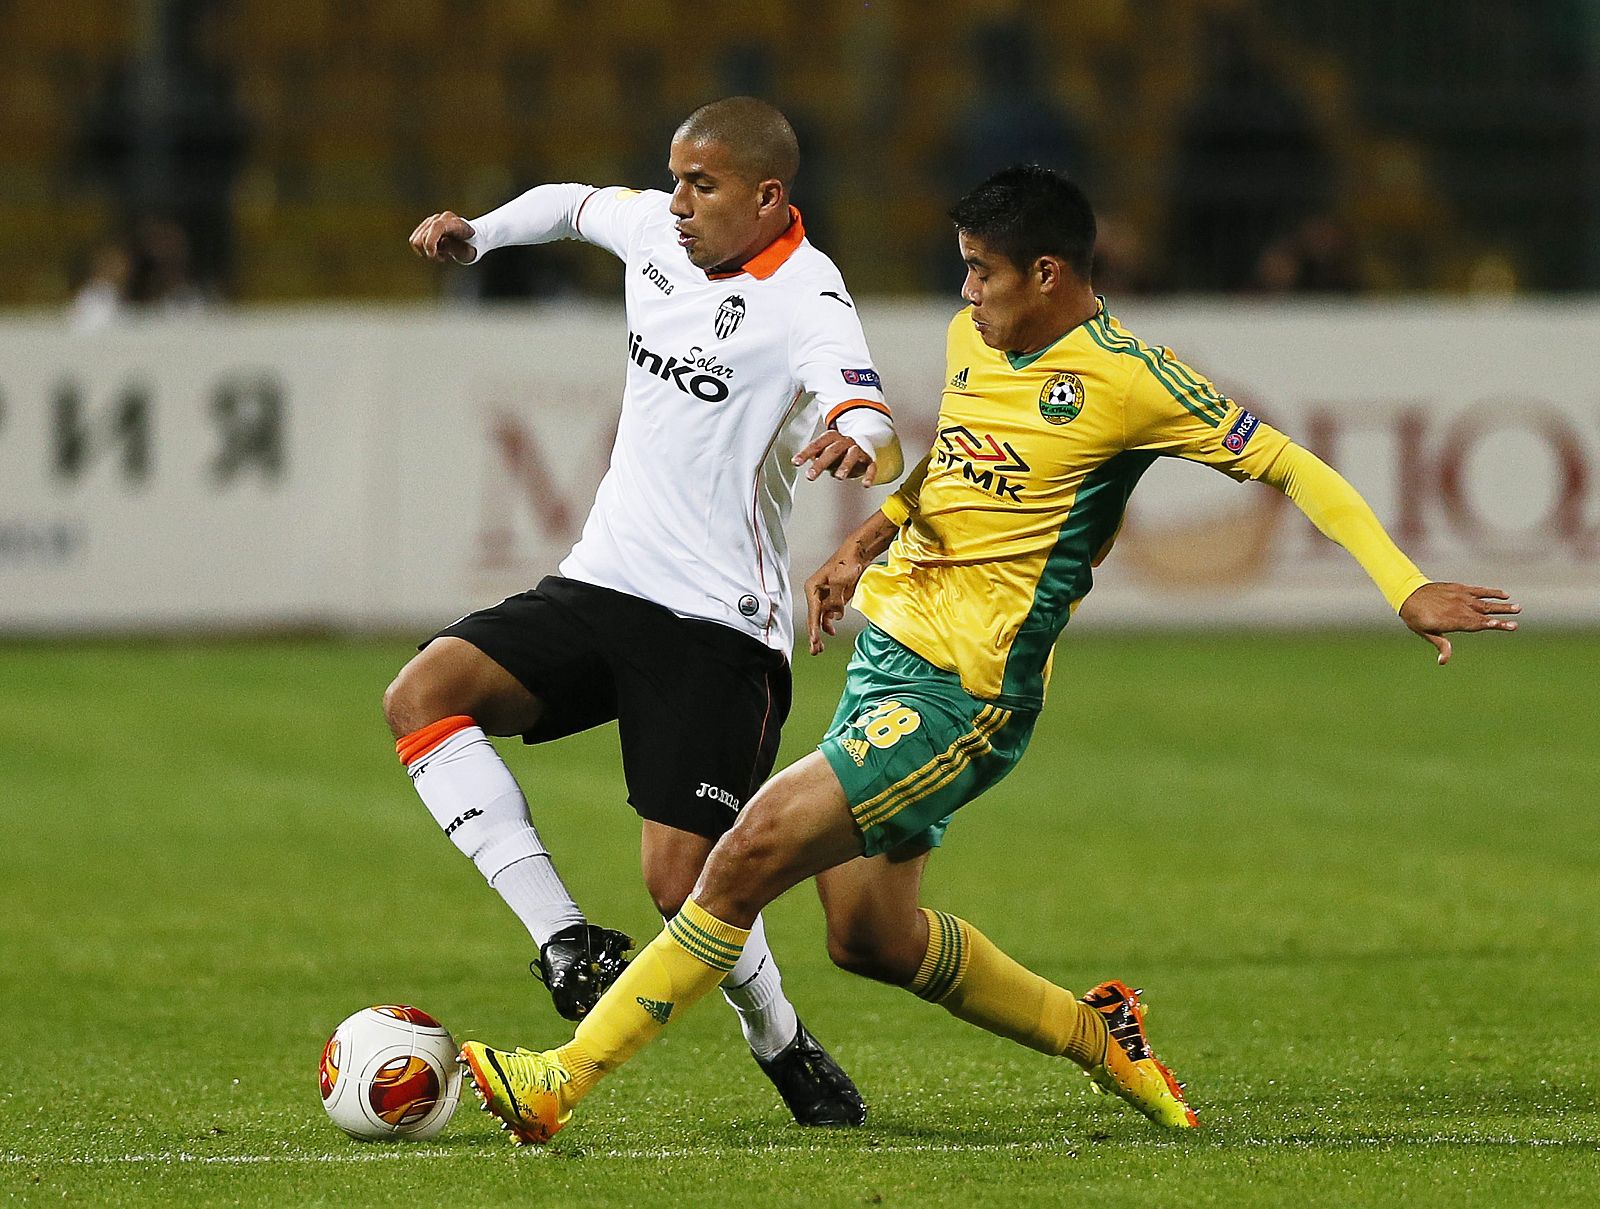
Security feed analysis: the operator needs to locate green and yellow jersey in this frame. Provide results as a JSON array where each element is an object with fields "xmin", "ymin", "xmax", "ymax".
[{"xmin": 855, "ymin": 300, "xmax": 1430, "ymax": 708}]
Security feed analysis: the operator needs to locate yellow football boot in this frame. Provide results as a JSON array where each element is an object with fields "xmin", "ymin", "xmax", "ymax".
[
  {"xmin": 1080, "ymin": 980, "xmax": 1199, "ymax": 1129},
  {"xmin": 458, "ymin": 1042, "xmax": 573, "ymax": 1144}
]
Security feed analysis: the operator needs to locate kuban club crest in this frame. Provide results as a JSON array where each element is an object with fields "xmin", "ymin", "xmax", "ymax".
[
  {"xmin": 1038, "ymin": 372, "xmax": 1084, "ymax": 424},
  {"xmin": 715, "ymin": 294, "xmax": 746, "ymax": 339}
]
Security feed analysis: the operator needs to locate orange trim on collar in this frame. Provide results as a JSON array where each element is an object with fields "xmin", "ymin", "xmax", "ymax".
[{"xmin": 708, "ymin": 207, "xmax": 806, "ymax": 281}]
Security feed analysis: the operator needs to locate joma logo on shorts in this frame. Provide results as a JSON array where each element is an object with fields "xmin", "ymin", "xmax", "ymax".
[{"xmin": 696, "ymin": 783, "xmax": 741, "ymax": 811}]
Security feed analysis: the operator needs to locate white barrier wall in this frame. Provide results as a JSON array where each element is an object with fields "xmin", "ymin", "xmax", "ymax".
[{"xmin": 2, "ymin": 300, "xmax": 1596, "ymax": 633}]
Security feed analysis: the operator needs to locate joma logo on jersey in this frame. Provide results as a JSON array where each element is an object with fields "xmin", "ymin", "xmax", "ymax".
[
  {"xmin": 934, "ymin": 424, "xmax": 1031, "ymax": 502},
  {"xmin": 641, "ymin": 261, "xmax": 674, "ymax": 294},
  {"xmin": 628, "ymin": 332, "xmax": 732, "ymax": 402}
]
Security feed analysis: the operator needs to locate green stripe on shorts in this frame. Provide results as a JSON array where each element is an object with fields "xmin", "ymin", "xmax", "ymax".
[
  {"xmin": 819, "ymin": 626, "xmax": 1038, "ymax": 857},
  {"xmin": 852, "ymin": 705, "xmax": 1010, "ymax": 832}
]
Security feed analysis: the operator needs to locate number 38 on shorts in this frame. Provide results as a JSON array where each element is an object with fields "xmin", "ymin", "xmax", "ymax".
[{"xmin": 851, "ymin": 699, "xmax": 922, "ymax": 749}]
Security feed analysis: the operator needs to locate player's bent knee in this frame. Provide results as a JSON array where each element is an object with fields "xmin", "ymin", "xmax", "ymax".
[
  {"xmin": 825, "ymin": 928, "xmax": 921, "ymax": 986},
  {"xmin": 693, "ymin": 761, "xmax": 858, "ymax": 922},
  {"xmin": 384, "ymin": 640, "xmax": 539, "ymax": 739},
  {"xmin": 652, "ymin": 889, "xmax": 689, "ymax": 918},
  {"xmin": 644, "ymin": 868, "xmax": 695, "ymax": 920},
  {"xmin": 707, "ymin": 821, "xmax": 783, "ymax": 894},
  {"xmin": 824, "ymin": 932, "xmax": 883, "ymax": 981},
  {"xmin": 382, "ymin": 661, "xmax": 450, "ymax": 738},
  {"xmin": 694, "ymin": 814, "xmax": 791, "ymax": 920},
  {"xmin": 381, "ymin": 672, "xmax": 416, "ymax": 737}
]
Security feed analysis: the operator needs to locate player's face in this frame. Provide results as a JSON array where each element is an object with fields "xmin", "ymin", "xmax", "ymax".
[
  {"xmin": 667, "ymin": 136, "xmax": 774, "ymax": 273},
  {"xmin": 958, "ymin": 232, "xmax": 1050, "ymax": 352}
]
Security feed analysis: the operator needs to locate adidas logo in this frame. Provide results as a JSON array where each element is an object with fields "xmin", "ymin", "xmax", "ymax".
[
  {"xmin": 841, "ymin": 738, "xmax": 870, "ymax": 767},
  {"xmin": 635, "ymin": 996, "xmax": 673, "ymax": 1024},
  {"xmin": 948, "ymin": 367, "xmax": 969, "ymax": 390}
]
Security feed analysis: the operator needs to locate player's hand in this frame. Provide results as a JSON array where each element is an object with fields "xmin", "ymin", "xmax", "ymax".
[
  {"xmin": 793, "ymin": 432, "xmax": 879, "ymax": 487},
  {"xmin": 1398, "ymin": 582, "xmax": 1520, "ymax": 665},
  {"xmin": 409, "ymin": 211, "xmax": 477, "ymax": 264},
  {"xmin": 804, "ymin": 541, "xmax": 873, "ymax": 655}
]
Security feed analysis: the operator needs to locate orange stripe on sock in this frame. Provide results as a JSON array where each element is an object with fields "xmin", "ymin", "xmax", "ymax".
[{"xmin": 396, "ymin": 715, "xmax": 477, "ymax": 766}]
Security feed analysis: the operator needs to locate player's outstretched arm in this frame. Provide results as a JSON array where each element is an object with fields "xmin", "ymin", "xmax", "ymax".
[
  {"xmin": 1258, "ymin": 443, "xmax": 1521, "ymax": 664},
  {"xmin": 1398, "ymin": 582, "xmax": 1520, "ymax": 666},
  {"xmin": 409, "ymin": 211, "xmax": 477, "ymax": 264},
  {"xmin": 804, "ymin": 510, "xmax": 899, "ymax": 655}
]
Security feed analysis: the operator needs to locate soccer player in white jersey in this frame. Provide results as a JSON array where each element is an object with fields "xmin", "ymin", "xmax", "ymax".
[{"xmin": 385, "ymin": 97, "xmax": 902, "ymax": 1126}]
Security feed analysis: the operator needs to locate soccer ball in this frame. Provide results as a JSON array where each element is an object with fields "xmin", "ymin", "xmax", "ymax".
[{"xmin": 319, "ymin": 1005, "xmax": 462, "ymax": 1141}]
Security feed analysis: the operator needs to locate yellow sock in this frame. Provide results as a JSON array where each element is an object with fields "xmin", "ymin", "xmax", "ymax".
[
  {"xmin": 907, "ymin": 908, "xmax": 1108, "ymax": 1067},
  {"xmin": 554, "ymin": 899, "xmax": 751, "ymax": 1102}
]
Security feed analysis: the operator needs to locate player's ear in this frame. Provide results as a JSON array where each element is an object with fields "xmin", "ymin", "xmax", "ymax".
[
  {"xmin": 1034, "ymin": 255, "xmax": 1062, "ymax": 294},
  {"xmin": 756, "ymin": 178, "xmax": 785, "ymax": 217}
]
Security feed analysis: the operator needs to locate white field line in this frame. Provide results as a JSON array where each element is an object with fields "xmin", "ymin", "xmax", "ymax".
[
  {"xmin": 1, "ymin": 1137, "xmax": 1591, "ymax": 1166},
  {"xmin": 8, "ymin": 1142, "xmax": 1042, "ymax": 1166}
]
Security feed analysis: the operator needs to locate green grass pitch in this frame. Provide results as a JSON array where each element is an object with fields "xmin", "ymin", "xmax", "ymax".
[{"xmin": 2, "ymin": 630, "xmax": 1595, "ymax": 1206}]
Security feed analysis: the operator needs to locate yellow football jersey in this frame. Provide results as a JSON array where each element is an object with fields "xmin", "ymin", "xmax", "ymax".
[{"xmin": 854, "ymin": 299, "xmax": 1425, "ymax": 707}]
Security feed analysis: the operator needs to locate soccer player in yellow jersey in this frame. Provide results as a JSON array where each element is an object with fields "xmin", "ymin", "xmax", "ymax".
[{"xmin": 458, "ymin": 165, "xmax": 1521, "ymax": 1143}]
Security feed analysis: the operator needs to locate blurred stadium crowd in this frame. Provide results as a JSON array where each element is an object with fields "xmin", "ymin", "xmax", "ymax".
[{"xmin": 2, "ymin": 0, "xmax": 1596, "ymax": 316}]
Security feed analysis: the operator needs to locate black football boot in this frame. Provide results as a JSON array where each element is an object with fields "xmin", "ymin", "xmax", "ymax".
[
  {"xmin": 753, "ymin": 1019, "xmax": 867, "ymax": 1126},
  {"xmin": 530, "ymin": 923, "xmax": 634, "ymax": 1021}
]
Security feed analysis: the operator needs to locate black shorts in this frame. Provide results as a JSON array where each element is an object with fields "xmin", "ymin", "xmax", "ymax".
[{"xmin": 427, "ymin": 576, "xmax": 792, "ymax": 839}]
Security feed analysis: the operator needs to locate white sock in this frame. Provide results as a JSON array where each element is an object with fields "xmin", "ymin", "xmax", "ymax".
[
  {"xmin": 720, "ymin": 913, "xmax": 800, "ymax": 1060},
  {"xmin": 404, "ymin": 722, "xmax": 585, "ymax": 948}
]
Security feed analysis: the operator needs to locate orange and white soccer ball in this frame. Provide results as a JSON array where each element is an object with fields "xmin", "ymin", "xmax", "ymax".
[{"xmin": 319, "ymin": 1005, "xmax": 462, "ymax": 1140}]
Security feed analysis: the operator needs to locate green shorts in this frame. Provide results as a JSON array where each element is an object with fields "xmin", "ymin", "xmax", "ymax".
[{"xmin": 819, "ymin": 624, "xmax": 1038, "ymax": 857}]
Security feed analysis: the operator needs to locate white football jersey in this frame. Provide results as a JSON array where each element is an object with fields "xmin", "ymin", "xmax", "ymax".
[{"xmin": 468, "ymin": 185, "xmax": 890, "ymax": 653}]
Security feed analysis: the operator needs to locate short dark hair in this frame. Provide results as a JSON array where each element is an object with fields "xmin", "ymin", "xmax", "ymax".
[
  {"xmin": 676, "ymin": 96, "xmax": 800, "ymax": 190},
  {"xmin": 949, "ymin": 164, "xmax": 1096, "ymax": 279}
]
